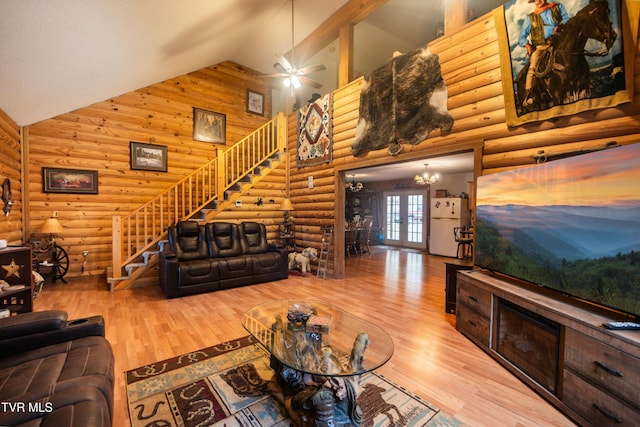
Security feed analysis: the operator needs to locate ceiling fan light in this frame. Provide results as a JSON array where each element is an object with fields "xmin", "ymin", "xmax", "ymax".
[
  {"xmin": 291, "ymin": 75, "xmax": 301, "ymax": 88},
  {"xmin": 283, "ymin": 77, "xmax": 291, "ymax": 87}
]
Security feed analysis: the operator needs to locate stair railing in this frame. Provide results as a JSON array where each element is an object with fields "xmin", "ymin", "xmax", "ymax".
[{"xmin": 111, "ymin": 112, "xmax": 286, "ymax": 278}]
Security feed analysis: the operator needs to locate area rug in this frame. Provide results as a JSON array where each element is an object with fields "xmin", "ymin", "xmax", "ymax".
[{"xmin": 126, "ymin": 336, "xmax": 465, "ymax": 427}]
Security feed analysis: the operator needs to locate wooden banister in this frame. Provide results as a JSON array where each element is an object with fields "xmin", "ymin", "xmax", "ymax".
[{"xmin": 110, "ymin": 112, "xmax": 286, "ymax": 279}]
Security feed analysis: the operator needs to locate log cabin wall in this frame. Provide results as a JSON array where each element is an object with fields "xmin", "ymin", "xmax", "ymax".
[
  {"xmin": 288, "ymin": 10, "xmax": 640, "ymax": 278},
  {"xmin": 0, "ymin": 108, "xmax": 23, "ymax": 244},
  {"xmin": 24, "ymin": 61, "xmax": 285, "ymax": 280}
]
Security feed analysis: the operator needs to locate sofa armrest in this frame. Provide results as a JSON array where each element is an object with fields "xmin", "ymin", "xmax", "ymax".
[
  {"xmin": 161, "ymin": 250, "xmax": 176, "ymax": 259},
  {"xmin": 0, "ymin": 312, "xmax": 105, "ymax": 358},
  {"xmin": 0, "ymin": 310, "xmax": 68, "ymax": 340}
]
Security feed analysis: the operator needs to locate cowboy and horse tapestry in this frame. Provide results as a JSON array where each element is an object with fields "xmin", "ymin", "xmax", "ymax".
[{"xmin": 495, "ymin": 0, "xmax": 633, "ymax": 126}]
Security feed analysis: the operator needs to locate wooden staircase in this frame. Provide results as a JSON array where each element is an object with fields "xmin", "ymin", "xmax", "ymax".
[{"xmin": 107, "ymin": 113, "xmax": 287, "ymax": 290}]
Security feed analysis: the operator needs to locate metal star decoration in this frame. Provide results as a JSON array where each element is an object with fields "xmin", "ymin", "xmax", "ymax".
[{"xmin": 2, "ymin": 258, "xmax": 23, "ymax": 279}]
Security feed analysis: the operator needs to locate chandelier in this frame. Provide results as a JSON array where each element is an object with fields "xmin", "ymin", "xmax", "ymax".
[
  {"xmin": 346, "ymin": 175, "xmax": 364, "ymax": 192},
  {"xmin": 414, "ymin": 164, "xmax": 439, "ymax": 185}
]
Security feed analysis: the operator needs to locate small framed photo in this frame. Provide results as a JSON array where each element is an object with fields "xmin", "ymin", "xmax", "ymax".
[
  {"xmin": 246, "ymin": 89, "xmax": 265, "ymax": 116},
  {"xmin": 130, "ymin": 142, "xmax": 168, "ymax": 172},
  {"xmin": 193, "ymin": 107, "xmax": 226, "ymax": 144},
  {"xmin": 43, "ymin": 168, "xmax": 98, "ymax": 194}
]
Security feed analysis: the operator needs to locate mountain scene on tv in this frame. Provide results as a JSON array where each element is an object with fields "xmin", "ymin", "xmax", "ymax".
[{"xmin": 475, "ymin": 144, "xmax": 640, "ymax": 318}]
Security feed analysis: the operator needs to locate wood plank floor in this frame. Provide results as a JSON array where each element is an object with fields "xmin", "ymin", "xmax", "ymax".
[{"xmin": 34, "ymin": 246, "xmax": 575, "ymax": 426}]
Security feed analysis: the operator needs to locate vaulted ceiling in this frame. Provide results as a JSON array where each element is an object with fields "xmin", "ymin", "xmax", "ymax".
[{"xmin": 0, "ymin": 0, "xmax": 503, "ymax": 127}]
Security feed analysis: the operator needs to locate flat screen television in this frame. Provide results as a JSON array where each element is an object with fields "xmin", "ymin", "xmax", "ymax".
[{"xmin": 475, "ymin": 143, "xmax": 640, "ymax": 320}]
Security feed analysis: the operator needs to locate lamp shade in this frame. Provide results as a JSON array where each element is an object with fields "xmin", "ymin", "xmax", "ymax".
[
  {"xmin": 40, "ymin": 217, "xmax": 64, "ymax": 234},
  {"xmin": 278, "ymin": 198, "xmax": 294, "ymax": 211}
]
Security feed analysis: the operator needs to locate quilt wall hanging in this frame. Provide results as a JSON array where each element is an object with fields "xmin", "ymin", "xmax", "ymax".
[
  {"xmin": 297, "ymin": 93, "xmax": 333, "ymax": 167},
  {"xmin": 351, "ymin": 46, "xmax": 454, "ymax": 157},
  {"xmin": 494, "ymin": 0, "xmax": 636, "ymax": 127}
]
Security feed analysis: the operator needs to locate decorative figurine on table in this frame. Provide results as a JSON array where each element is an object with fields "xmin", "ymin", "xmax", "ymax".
[{"xmin": 269, "ymin": 327, "xmax": 370, "ymax": 427}]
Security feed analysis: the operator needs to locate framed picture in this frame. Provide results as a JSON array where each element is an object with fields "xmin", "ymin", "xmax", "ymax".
[
  {"xmin": 193, "ymin": 107, "xmax": 226, "ymax": 143},
  {"xmin": 43, "ymin": 168, "xmax": 98, "ymax": 194},
  {"xmin": 246, "ymin": 89, "xmax": 264, "ymax": 116},
  {"xmin": 130, "ymin": 142, "xmax": 168, "ymax": 172}
]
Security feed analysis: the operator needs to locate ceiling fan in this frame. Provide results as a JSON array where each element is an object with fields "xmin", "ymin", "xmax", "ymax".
[{"xmin": 261, "ymin": 0, "xmax": 326, "ymax": 90}]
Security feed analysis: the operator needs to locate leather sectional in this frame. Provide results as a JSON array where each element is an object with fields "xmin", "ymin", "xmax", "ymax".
[
  {"xmin": 159, "ymin": 221, "xmax": 288, "ymax": 298},
  {"xmin": 0, "ymin": 310, "xmax": 114, "ymax": 426}
]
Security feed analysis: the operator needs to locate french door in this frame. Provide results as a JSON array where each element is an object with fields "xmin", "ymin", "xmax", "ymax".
[{"xmin": 383, "ymin": 190, "xmax": 427, "ymax": 249}]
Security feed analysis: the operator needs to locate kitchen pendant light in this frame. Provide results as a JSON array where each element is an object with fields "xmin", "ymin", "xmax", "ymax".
[{"xmin": 414, "ymin": 164, "xmax": 439, "ymax": 185}]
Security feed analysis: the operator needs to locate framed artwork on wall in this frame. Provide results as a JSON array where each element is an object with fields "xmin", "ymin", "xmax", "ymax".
[
  {"xmin": 130, "ymin": 142, "xmax": 168, "ymax": 172},
  {"xmin": 193, "ymin": 107, "xmax": 226, "ymax": 144},
  {"xmin": 246, "ymin": 89, "xmax": 264, "ymax": 116},
  {"xmin": 43, "ymin": 168, "xmax": 98, "ymax": 194}
]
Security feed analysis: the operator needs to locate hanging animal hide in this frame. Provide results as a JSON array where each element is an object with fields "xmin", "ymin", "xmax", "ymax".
[{"xmin": 351, "ymin": 46, "xmax": 454, "ymax": 157}]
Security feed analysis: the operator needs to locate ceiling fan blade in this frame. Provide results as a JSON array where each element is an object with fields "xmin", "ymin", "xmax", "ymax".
[
  {"xmin": 275, "ymin": 54, "xmax": 293, "ymax": 72},
  {"xmin": 299, "ymin": 75, "xmax": 323, "ymax": 89},
  {"xmin": 298, "ymin": 64, "xmax": 326, "ymax": 75},
  {"xmin": 259, "ymin": 72, "xmax": 289, "ymax": 78},
  {"xmin": 273, "ymin": 62, "xmax": 288, "ymax": 74}
]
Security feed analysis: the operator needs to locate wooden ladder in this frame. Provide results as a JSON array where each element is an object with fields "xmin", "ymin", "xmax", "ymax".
[{"xmin": 316, "ymin": 226, "xmax": 333, "ymax": 279}]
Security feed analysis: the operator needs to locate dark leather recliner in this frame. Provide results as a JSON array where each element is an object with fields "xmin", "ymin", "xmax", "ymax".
[
  {"xmin": 0, "ymin": 310, "xmax": 114, "ymax": 427},
  {"xmin": 159, "ymin": 221, "xmax": 288, "ymax": 298}
]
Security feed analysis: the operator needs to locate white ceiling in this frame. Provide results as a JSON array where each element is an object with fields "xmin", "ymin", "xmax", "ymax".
[
  {"xmin": 0, "ymin": 0, "xmax": 348, "ymax": 126},
  {"xmin": 347, "ymin": 151, "xmax": 474, "ymax": 183},
  {"xmin": 0, "ymin": 0, "xmax": 501, "ymax": 178},
  {"xmin": 0, "ymin": 0, "xmax": 504, "ymax": 127}
]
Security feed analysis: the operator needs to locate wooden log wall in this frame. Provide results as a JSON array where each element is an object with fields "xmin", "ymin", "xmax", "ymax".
[
  {"xmin": 288, "ymin": 9, "xmax": 640, "ymax": 278},
  {"xmin": 24, "ymin": 62, "xmax": 286, "ymax": 280},
  {"xmin": 4, "ymin": 6, "xmax": 639, "ymax": 283},
  {"xmin": 0, "ymin": 108, "xmax": 23, "ymax": 244}
]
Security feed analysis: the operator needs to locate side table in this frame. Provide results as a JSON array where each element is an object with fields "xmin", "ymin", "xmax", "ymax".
[{"xmin": 444, "ymin": 260, "xmax": 473, "ymax": 314}]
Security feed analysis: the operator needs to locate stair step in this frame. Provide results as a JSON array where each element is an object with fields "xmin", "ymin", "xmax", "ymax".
[{"xmin": 203, "ymin": 200, "xmax": 219, "ymax": 210}]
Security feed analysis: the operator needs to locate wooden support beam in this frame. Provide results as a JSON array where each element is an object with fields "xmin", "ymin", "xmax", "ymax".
[
  {"xmin": 338, "ymin": 24, "xmax": 354, "ymax": 87},
  {"xmin": 444, "ymin": 0, "xmax": 468, "ymax": 36},
  {"xmin": 291, "ymin": 0, "xmax": 391, "ymax": 65}
]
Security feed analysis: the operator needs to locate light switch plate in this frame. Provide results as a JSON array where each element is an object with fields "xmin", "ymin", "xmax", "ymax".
[{"xmin": 308, "ymin": 176, "xmax": 314, "ymax": 189}]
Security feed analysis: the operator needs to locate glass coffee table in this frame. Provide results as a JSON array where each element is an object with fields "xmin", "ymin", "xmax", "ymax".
[{"xmin": 242, "ymin": 299, "xmax": 394, "ymax": 426}]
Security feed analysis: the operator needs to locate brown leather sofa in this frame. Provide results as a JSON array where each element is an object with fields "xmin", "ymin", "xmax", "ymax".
[
  {"xmin": 0, "ymin": 310, "xmax": 114, "ymax": 426},
  {"xmin": 159, "ymin": 221, "xmax": 288, "ymax": 298}
]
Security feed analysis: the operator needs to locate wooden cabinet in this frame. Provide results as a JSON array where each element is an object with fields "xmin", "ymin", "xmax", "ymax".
[
  {"xmin": 456, "ymin": 270, "xmax": 640, "ymax": 426},
  {"xmin": 456, "ymin": 277, "xmax": 492, "ymax": 347},
  {"xmin": 0, "ymin": 246, "xmax": 33, "ymax": 315},
  {"xmin": 563, "ymin": 329, "xmax": 640, "ymax": 425}
]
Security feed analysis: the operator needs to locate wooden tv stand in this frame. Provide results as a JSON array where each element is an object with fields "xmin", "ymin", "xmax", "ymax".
[{"xmin": 456, "ymin": 270, "xmax": 640, "ymax": 426}]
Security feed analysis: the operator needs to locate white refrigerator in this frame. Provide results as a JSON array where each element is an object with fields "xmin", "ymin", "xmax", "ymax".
[{"xmin": 429, "ymin": 197, "xmax": 470, "ymax": 257}]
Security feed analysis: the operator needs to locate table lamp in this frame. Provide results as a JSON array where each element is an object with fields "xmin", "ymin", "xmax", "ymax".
[
  {"xmin": 278, "ymin": 198, "xmax": 294, "ymax": 224},
  {"xmin": 40, "ymin": 217, "xmax": 64, "ymax": 245}
]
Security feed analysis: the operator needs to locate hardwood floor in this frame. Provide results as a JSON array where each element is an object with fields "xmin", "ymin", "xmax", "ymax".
[{"xmin": 34, "ymin": 246, "xmax": 575, "ymax": 426}]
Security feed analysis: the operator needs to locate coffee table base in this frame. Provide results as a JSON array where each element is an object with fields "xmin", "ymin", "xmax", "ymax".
[{"xmin": 269, "ymin": 356, "xmax": 363, "ymax": 427}]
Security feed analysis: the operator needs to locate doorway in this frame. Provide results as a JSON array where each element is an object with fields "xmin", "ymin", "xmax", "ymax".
[{"xmin": 383, "ymin": 190, "xmax": 428, "ymax": 250}]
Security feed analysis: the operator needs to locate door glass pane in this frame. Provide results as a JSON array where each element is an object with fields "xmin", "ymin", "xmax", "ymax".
[
  {"xmin": 386, "ymin": 195, "xmax": 400, "ymax": 241},
  {"xmin": 407, "ymin": 194, "xmax": 423, "ymax": 243}
]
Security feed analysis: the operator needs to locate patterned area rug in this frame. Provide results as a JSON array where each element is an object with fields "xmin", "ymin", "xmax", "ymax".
[{"xmin": 126, "ymin": 336, "xmax": 465, "ymax": 427}]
